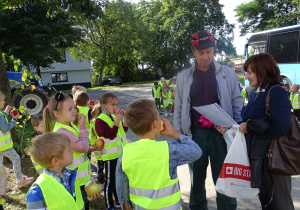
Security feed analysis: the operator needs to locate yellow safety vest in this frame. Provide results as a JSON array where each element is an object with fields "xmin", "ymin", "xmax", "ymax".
[
  {"xmin": 290, "ymin": 93, "xmax": 300, "ymax": 110},
  {"xmin": 91, "ymin": 113, "xmax": 126, "ymax": 161},
  {"xmin": 241, "ymin": 89, "xmax": 246, "ymax": 103},
  {"xmin": 31, "ymin": 173, "xmax": 84, "ymax": 210},
  {"xmin": 0, "ymin": 111, "xmax": 13, "ymax": 152},
  {"xmin": 123, "ymin": 139, "xmax": 182, "ymax": 210},
  {"xmin": 0, "ymin": 198, "xmax": 2, "ymax": 205},
  {"xmin": 153, "ymin": 86, "xmax": 161, "ymax": 99},
  {"xmin": 31, "ymin": 157, "xmax": 44, "ymax": 174},
  {"xmin": 162, "ymin": 90, "xmax": 174, "ymax": 107},
  {"xmin": 53, "ymin": 122, "xmax": 91, "ymax": 186},
  {"xmin": 77, "ymin": 106, "xmax": 90, "ymax": 129}
]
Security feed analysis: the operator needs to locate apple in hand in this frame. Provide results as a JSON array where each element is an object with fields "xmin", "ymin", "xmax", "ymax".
[
  {"xmin": 10, "ymin": 110, "xmax": 18, "ymax": 116},
  {"xmin": 94, "ymin": 138, "xmax": 105, "ymax": 148},
  {"xmin": 161, "ymin": 119, "xmax": 165, "ymax": 132},
  {"xmin": 114, "ymin": 108, "xmax": 121, "ymax": 114},
  {"xmin": 85, "ymin": 181, "xmax": 101, "ymax": 195}
]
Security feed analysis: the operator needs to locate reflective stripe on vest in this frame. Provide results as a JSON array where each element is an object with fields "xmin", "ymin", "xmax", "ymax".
[
  {"xmin": 123, "ymin": 139, "xmax": 181, "ymax": 210},
  {"xmin": 92, "ymin": 114, "xmax": 124, "ymax": 161},
  {"xmin": 32, "ymin": 160, "xmax": 44, "ymax": 174},
  {"xmin": 32, "ymin": 173, "xmax": 84, "ymax": 210},
  {"xmin": 0, "ymin": 111, "xmax": 13, "ymax": 152},
  {"xmin": 290, "ymin": 93, "xmax": 300, "ymax": 109},
  {"xmin": 153, "ymin": 86, "xmax": 161, "ymax": 98},
  {"xmin": 53, "ymin": 122, "xmax": 91, "ymax": 186},
  {"xmin": 78, "ymin": 106, "xmax": 90, "ymax": 128}
]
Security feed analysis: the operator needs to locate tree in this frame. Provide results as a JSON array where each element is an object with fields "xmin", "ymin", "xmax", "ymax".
[
  {"xmin": 0, "ymin": 1, "xmax": 82, "ymax": 77},
  {"xmin": 70, "ymin": 0, "xmax": 144, "ymax": 84},
  {"xmin": 137, "ymin": 0, "xmax": 236, "ymax": 77},
  {"xmin": 235, "ymin": 0, "xmax": 300, "ymax": 36}
]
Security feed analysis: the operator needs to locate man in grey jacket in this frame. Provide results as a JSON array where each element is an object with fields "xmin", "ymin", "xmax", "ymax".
[{"xmin": 174, "ymin": 30, "xmax": 243, "ymax": 210}]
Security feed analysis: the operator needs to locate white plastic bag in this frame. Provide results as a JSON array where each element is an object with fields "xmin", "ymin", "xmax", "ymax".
[
  {"xmin": 223, "ymin": 124, "xmax": 239, "ymax": 151},
  {"xmin": 215, "ymin": 131, "xmax": 259, "ymax": 199}
]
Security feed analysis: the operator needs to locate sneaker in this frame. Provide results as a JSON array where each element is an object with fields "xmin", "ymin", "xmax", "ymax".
[
  {"xmin": 16, "ymin": 176, "xmax": 34, "ymax": 189},
  {"xmin": 164, "ymin": 112, "xmax": 168, "ymax": 116},
  {"xmin": 114, "ymin": 201, "xmax": 121, "ymax": 208}
]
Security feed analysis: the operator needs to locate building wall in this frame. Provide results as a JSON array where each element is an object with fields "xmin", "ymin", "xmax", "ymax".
[{"xmin": 36, "ymin": 50, "xmax": 92, "ymax": 88}]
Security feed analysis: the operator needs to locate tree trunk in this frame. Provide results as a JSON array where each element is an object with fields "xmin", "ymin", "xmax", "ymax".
[
  {"xmin": 97, "ymin": 64, "xmax": 104, "ymax": 86},
  {"xmin": 0, "ymin": 46, "xmax": 18, "ymax": 143},
  {"xmin": 37, "ymin": 65, "xmax": 41, "ymax": 78}
]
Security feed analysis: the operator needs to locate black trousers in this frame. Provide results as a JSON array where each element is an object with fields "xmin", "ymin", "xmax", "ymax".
[{"xmin": 104, "ymin": 158, "xmax": 119, "ymax": 209}]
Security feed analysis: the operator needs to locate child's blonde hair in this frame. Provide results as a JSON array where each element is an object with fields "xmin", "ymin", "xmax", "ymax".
[
  {"xmin": 125, "ymin": 99, "xmax": 158, "ymax": 135},
  {"xmin": 72, "ymin": 85, "xmax": 86, "ymax": 96},
  {"xmin": 43, "ymin": 92, "xmax": 73, "ymax": 133},
  {"xmin": 30, "ymin": 132, "xmax": 70, "ymax": 169},
  {"xmin": 74, "ymin": 91, "xmax": 89, "ymax": 107},
  {"xmin": 31, "ymin": 114, "xmax": 43, "ymax": 127}
]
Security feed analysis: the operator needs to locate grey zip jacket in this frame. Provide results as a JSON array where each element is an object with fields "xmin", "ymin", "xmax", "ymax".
[{"xmin": 174, "ymin": 59, "xmax": 243, "ymax": 138}]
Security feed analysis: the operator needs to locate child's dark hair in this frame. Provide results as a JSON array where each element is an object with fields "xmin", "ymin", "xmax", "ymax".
[
  {"xmin": 125, "ymin": 99, "xmax": 158, "ymax": 135},
  {"xmin": 154, "ymin": 81, "xmax": 158, "ymax": 85},
  {"xmin": 100, "ymin": 93, "xmax": 118, "ymax": 106},
  {"xmin": 74, "ymin": 91, "xmax": 89, "ymax": 107},
  {"xmin": 43, "ymin": 92, "xmax": 72, "ymax": 133},
  {"xmin": 31, "ymin": 114, "xmax": 43, "ymax": 127}
]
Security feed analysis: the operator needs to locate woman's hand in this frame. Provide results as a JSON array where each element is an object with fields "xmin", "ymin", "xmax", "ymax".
[{"xmin": 239, "ymin": 122, "xmax": 248, "ymax": 134}]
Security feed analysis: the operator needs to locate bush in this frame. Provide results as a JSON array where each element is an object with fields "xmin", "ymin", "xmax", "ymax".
[{"xmin": 91, "ymin": 75, "xmax": 99, "ymax": 87}]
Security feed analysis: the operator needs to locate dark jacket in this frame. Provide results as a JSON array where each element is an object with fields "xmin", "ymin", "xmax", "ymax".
[{"xmin": 242, "ymin": 84, "xmax": 291, "ymax": 205}]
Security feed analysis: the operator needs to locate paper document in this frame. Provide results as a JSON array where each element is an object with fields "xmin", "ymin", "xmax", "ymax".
[{"xmin": 193, "ymin": 103, "xmax": 237, "ymax": 128}]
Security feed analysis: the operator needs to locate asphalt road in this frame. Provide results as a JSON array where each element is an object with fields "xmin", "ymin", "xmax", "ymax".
[{"xmin": 88, "ymin": 84, "xmax": 300, "ymax": 210}]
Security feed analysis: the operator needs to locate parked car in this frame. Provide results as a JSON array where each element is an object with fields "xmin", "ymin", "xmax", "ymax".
[{"xmin": 102, "ymin": 75, "xmax": 122, "ymax": 86}]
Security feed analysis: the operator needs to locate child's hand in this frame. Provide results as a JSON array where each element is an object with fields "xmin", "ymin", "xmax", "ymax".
[
  {"xmin": 94, "ymin": 99, "xmax": 100, "ymax": 105},
  {"xmin": 87, "ymin": 192, "xmax": 101, "ymax": 201},
  {"xmin": 160, "ymin": 118, "xmax": 181, "ymax": 140},
  {"xmin": 78, "ymin": 113, "xmax": 86, "ymax": 126},
  {"xmin": 4, "ymin": 105, "xmax": 12, "ymax": 112},
  {"xmin": 11, "ymin": 112, "xmax": 19, "ymax": 120},
  {"xmin": 114, "ymin": 108, "xmax": 124, "ymax": 125}
]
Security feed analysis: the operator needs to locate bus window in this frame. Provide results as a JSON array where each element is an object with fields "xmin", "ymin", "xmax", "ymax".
[
  {"xmin": 248, "ymin": 43, "xmax": 266, "ymax": 56},
  {"xmin": 269, "ymin": 31, "xmax": 299, "ymax": 63}
]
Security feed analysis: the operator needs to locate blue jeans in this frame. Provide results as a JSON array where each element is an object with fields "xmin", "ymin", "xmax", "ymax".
[{"xmin": 189, "ymin": 128, "xmax": 237, "ymax": 210}]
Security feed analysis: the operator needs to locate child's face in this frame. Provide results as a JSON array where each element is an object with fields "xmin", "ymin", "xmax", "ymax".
[
  {"xmin": 102, "ymin": 98, "xmax": 118, "ymax": 114},
  {"xmin": 0, "ymin": 96, "xmax": 5, "ymax": 110},
  {"xmin": 34, "ymin": 120, "xmax": 44, "ymax": 133},
  {"xmin": 58, "ymin": 145, "xmax": 74, "ymax": 166},
  {"xmin": 291, "ymin": 85, "xmax": 298, "ymax": 93},
  {"xmin": 163, "ymin": 89, "xmax": 168, "ymax": 94},
  {"xmin": 155, "ymin": 84, "xmax": 158, "ymax": 88},
  {"xmin": 55, "ymin": 98, "xmax": 77, "ymax": 124}
]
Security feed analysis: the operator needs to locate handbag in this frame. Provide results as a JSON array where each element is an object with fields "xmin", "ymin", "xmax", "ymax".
[{"xmin": 266, "ymin": 85, "xmax": 300, "ymax": 175}]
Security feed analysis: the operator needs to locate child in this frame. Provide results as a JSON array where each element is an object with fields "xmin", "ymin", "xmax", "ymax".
[
  {"xmin": 152, "ymin": 81, "xmax": 161, "ymax": 109},
  {"xmin": 91, "ymin": 92, "xmax": 128, "ymax": 210},
  {"xmin": 74, "ymin": 91, "xmax": 92, "ymax": 130},
  {"xmin": 43, "ymin": 92, "xmax": 102, "ymax": 210},
  {"xmin": 0, "ymin": 91, "xmax": 33, "ymax": 200},
  {"xmin": 116, "ymin": 99, "xmax": 202, "ymax": 209},
  {"xmin": 31, "ymin": 114, "xmax": 43, "ymax": 138},
  {"xmin": 30, "ymin": 114, "xmax": 45, "ymax": 174},
  {"xmin": 72, "ymin": 85, "xmax": 87, "ymax": 97},
  {"xmin": 162, "ymin": 87, "xmax": 174, "ymax": 116},
  {"xmin": 290, "ymin": 84, "xmax": 300, "ymax": 120},
  {"xmin": 26, "ymin": 132, "xmax": 100, "ymax": 209}
]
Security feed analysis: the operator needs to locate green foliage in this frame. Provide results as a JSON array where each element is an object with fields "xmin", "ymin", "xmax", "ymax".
[
  {"xmin": 91, "ymin": 75, "xmax": 99, "ymax": 87},
  {"xmin": 235, "ymin": 0, "xmax": 300, "ymax": 35},
  {"xmin": 0, "ymin": 1, "xmax": 83, "ymax": 76}
]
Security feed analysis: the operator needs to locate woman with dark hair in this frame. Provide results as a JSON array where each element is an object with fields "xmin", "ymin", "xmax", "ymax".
[{"xmin": 239, "ymin": 53, "xmax": 294, "ymax": 209}]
